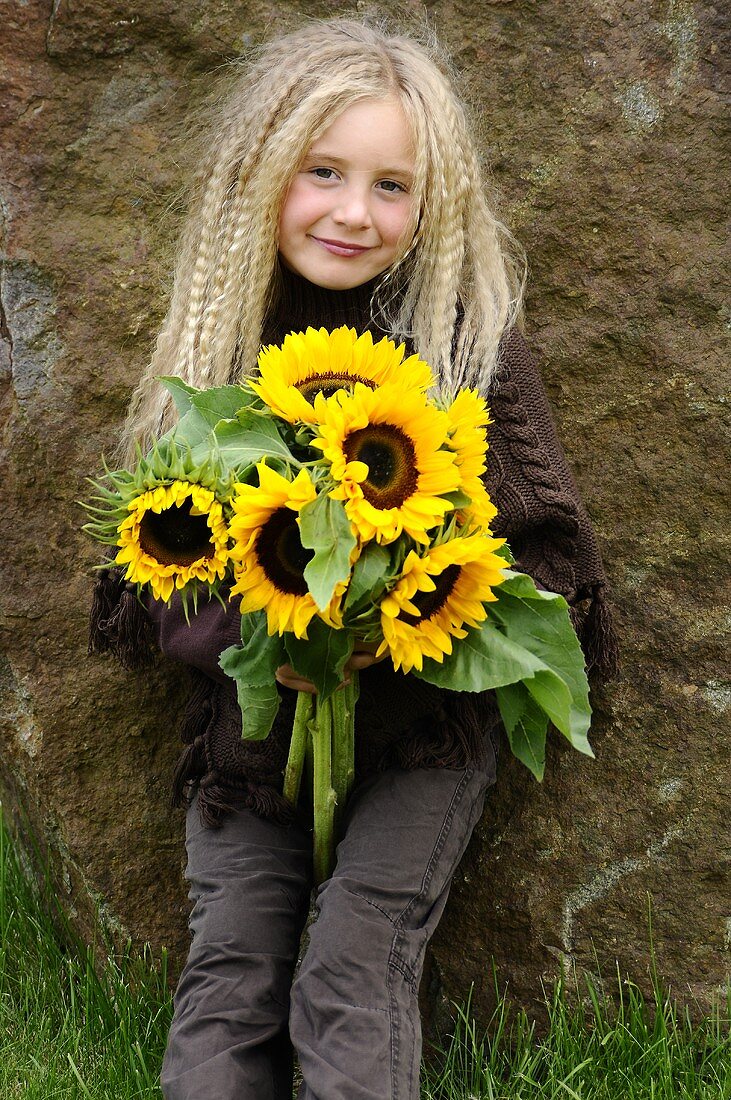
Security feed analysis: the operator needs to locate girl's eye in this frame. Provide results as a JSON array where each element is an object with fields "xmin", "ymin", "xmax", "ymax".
[
  {"xmin": 378, "ymin": 179, "xmax": 407, "ymax": 194},
  {"xmin": 311, "ymin": 167, "xmax": 338, "ymax": 180}
]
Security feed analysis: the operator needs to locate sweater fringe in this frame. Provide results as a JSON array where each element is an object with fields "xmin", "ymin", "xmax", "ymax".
[
  {"xmin": 88, "ymin": 568, "xmax": 154, "ymax": 670},
  {"xmin": 379, "ymin": 694, "xmax": 494, "ymax": 773},
  {"xmin": 194, "ymin": 776, "xmax": 297, "ymax": 830},
  {"xmin": 88, "ymin": 568, "xmax": 120, "ymax": 655},
  {"xmin": 178, "ymin": 672, "xmax": 214, "ymax": 744},
  {"xmin": 569, "ymin": 583, "xmax": 620, "ymax": 682},
  {"xmin": 169, "ymin": 672, "xmax": 300, "ymax": 830},
  {"xmin": 170, "ymin": 741, "xmax": 205, "ymax": 809},
  {"xmin": 582, "ymin": 583, "xmax": 620, "ymax": 681},
  {"xmin": 169, "ymin": 742, "xmax": 299, "ymax": 831}
]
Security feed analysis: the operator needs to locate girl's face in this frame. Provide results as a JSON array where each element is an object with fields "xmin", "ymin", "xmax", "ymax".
[{"xmin": 278, "ymin": 96, "xmax": 416, "ymax": 290}]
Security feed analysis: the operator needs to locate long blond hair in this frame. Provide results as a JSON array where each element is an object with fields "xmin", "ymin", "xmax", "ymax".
[{"xmin": 122, "ymin": 17, "xmax": 526, "ymax": 461}]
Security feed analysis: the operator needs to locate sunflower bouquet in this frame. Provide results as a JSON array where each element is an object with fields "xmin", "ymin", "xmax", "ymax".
[{"xmin": 83, "ymin": 327, "xmax": 593, "ymax": 883}]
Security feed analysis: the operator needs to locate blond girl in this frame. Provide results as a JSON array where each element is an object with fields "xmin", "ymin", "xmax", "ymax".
[{"xmin": 92, "ymin": 17, "xmax": 616, "ymax": 1099}]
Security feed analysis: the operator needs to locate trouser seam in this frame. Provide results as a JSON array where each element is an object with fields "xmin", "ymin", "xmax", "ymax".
[
  {"xmin": 345, "ymin": 887, "xmax": 397, "ymax": 926},
  {"xmin": 396, "ymin": 767, "xmax": 473, "ymax": 929},
  {"xmin": 389, "ymin": 953, "xmax": 418, "ymax": 995},
  {"xmin": 387, "ymin": 959, "xmax": 400, "ymax": 1100}
]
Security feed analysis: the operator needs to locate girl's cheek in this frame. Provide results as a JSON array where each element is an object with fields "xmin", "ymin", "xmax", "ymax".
[
  {"xmin": 280, "ymin": 177, "xmax": 316, "ymax": 222},
  {"xmin": 383, "ymin": 201, "xmax": 414, "ymax": 244}
]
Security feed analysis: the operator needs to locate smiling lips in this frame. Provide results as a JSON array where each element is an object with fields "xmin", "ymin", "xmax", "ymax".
[{"xmin": 311, "ymin": 236, "xmax": 374, "ymax": 257}]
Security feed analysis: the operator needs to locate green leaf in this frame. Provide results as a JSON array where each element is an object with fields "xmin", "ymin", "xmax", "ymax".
[
  {"xmin": 191, "ymin": 384, "xmax": 255, "ymax": 423},
  {"xmin": 344, "ymin": 542, "xmax": 391, "ymax": 613},
  {"xmin": 284, "ymin": 619, "xmax": 353, "ymax": 702},
  {"xmin": 191, "ymin": 413, "xmax": 296, "ymax": 469},
  {"xmin": 218, "ymin": 612, "xmax": 283, "ymax": 687},
  {"xmin": 218, "ymin": 612, "xmax": 284, "ymax": 740},
  {"xmin": 413, "ymin": 559, "xmax": 593, "ymax": 774},
  {"xmin": 171, "ymin": 409, "xmax": 220, "ymax": 450},
  {"xmin": 235, "ymin": 681, "xmax": 281, "ymax": 742},
  {"xmin": 498, "ymin": 568, "xmax": 562, "ymax": 599},
  {"xmin": 172, "ymin": 386, "xmax": 258, "ymax": 451},
  {"xmin": 487, "ymin": 584, "xmax": 593, "ymax": 755},
  {"xmin": 496, "ymin": 682, "xmax": 548, "ymax": 780},
  {"xmin": 299, "ymin": 495, "xmax": 356, "ymax": 611},
  {"xmin": 414, "ymin": 621, "xmax": 547, "ymax": 692},
  {"xmin": 524, "ymin": 670, "xmax": 575, "ymax": 744},
  {"xmin": 158, "ymin": 376, "xmax": 199, "ymax": 415},
  {"xmin": 158, "ymin": 379, "xmax": 254, "ymax": 433}
]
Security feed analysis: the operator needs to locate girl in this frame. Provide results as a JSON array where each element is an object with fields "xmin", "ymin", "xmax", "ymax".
[{"xmin": 90, "ymin": 17, "xmax": 617, "ymax": 1100}]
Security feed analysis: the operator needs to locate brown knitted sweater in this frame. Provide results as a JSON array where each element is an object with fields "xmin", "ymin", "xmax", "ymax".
[{"xmin": 89, "ymin": 268, "xmax": 618, "ymax": 829}]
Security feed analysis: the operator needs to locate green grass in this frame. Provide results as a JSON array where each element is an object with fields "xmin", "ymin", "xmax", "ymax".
[
  {"xmin": 0, "ymin": 804, "xmax": 171, "ymax": 1098},
  {"xmin": 423, "ymin": 976, "xmax": 730, "ymax": 1099},
  {"xmin": 1, "ymin": 801, "xmax": 729, "ymax": 1098}
]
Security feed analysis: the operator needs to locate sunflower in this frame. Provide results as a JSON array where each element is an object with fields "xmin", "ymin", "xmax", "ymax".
[
  {"xmin": 229, "ymin": 462, "xmax": 342, "ymax": 637},
  {"xmin": 249, "ymin": 326, "xmax": 434, "ymax": 424},
  {"xmin": 313, "ymin": 382, "xmax": 460, "ymax": 545},
  {"xmin": 376, "ymin": 532, "xmax": 507, "ymax": 673},
  {"xmin": 115, "ymin": 481, "xmax": 231, "ymax": 603},
  {"xmin": 445, "ymin": 389, "xmax": 497, "ymax": 530}
]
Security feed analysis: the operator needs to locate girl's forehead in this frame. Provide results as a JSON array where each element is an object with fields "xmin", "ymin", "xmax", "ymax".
[{"xmin": 305, "ymin": 96, "xmax": 416, "ymax": 171}]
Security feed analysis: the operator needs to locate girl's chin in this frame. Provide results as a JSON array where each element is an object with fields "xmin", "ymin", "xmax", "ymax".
[{"xmin": 278, "ymin": 251, "xmax": 389, "ymax": 290}]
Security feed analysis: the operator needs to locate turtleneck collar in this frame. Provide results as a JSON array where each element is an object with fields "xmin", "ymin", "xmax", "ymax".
[{"xmin": 262, "ymin": 262, "xmax": 386, "ymax": 346}]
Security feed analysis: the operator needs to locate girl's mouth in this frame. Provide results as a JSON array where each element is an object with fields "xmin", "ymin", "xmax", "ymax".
[{"xmin": 311, "ymin": 237, "xmax": 374, "ymax": 257}]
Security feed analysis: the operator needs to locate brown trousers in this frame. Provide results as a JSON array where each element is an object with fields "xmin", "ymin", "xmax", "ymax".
[{"xmin": 160, "ymin": 755, "xmax": 495, "ymax": 1100}]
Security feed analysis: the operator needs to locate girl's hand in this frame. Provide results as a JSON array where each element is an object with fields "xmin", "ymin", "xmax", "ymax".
[
  {"xmin": 275, "ymin": 663, "xmax": 319, "ymax": 694},
  {"xmin": 346, "ymin": 638, "xmax": 385, "ymax": 672},
  {"xmin": 275, "ymin": 640, "xmax": 386, "ymax": 695}
]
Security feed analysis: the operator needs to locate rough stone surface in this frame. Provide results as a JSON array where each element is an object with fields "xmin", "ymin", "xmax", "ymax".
[{"xmin": 1, "ymin": 0, "xmax": 728, "ymax": 1037}]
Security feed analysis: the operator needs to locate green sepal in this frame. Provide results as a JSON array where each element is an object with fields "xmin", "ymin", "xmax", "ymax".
[
  {"xmin": 284, "ymin": 619, "xmax": 353, "ymax": 702},
  {"xmin": 219, "ymin": 613, "xmax": 284, "ymax": 740},
  {"xmin": 495, "ymin": 682, "xmax": 548, "ymax": 780},
  {"xmin": 495, "ymin": 541, "xmax": 516, "ymax": 564},
  {"xmin": 177, "ymin": 583, "xmax": 226, "ymax": 625},
  {"xmin": 343, "ymin": 542, "xmax": 391, "ymax": 614},
  {"xmin": 299, "ymin": 495, "xmax": 356, "ymax": 611},
  {"xmin": 441, "ymin": 489, "xmax": 473, "ymax": 509},
  {"xmin": 180, "ymin": 587, "xmax": 193, "ymax": 625}
]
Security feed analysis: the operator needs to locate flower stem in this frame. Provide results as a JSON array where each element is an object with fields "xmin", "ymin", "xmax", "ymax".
[
  {"xmin": 283, "ymin": 691, "xmax": 313, "ymax": 808},
  {"xmin": 312, "ymin": 695, "xmax": 336, "ymax": 886},
  {"xmin": 331, "ymin": 674, "xmax": 358, "ymax": 838}
]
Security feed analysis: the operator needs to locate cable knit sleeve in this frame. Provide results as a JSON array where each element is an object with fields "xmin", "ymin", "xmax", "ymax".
[{"xmin": 484, "ymin": 329, "xmax": 619, "ymax": 679}]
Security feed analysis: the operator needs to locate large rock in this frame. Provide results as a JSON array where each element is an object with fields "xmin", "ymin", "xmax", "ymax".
[{"xmin": 1, "ymin": 0, "xmax": 727, "ymax": 1032}]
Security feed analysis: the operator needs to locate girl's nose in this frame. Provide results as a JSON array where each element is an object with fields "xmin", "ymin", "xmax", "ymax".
[{"xmin": 332, "ymin": 187, "xmax": 372, "ymax": 230}]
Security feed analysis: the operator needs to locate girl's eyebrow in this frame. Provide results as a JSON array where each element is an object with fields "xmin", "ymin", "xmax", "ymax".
[{"xmin": 302, "ymin": 151, "xmax": 414, "ymax": 179}]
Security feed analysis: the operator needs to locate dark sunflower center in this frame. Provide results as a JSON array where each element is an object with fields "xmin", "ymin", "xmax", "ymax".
[
  {"xmin": 401, "ymin": 564, "xmax": 462, "ymax": 626},
  {"xmin": 344, "ymin": 424, "xmax": 418, "ymax": 509},
  {"xmin": 139, "ymin": 503, "xmax": 214, "ymax": 567},
  {"xmin": 297, "ymin": 373, "xmax": 376, "ymax": 401},
  {"xmin": 255, "ymin": 508, "xmax": 313, "ymax": 597}
]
